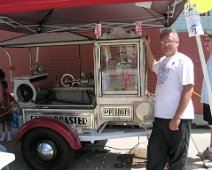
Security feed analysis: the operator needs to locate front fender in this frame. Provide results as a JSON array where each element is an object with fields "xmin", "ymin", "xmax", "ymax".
[{"xmin": 15, "ymin": 117, "xmax": 81, "ymax": 150}]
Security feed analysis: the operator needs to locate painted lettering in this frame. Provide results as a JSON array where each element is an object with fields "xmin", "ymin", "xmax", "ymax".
[
  {"xmin": 29, "ymin": 115, "xmax": 88, "ymax": 126},
  {"xmin": 102, "ymin": 108, "xmax": 131, "ymax": 116}
]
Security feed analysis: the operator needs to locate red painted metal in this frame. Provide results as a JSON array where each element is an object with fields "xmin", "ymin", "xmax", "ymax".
[
  {"xmin": 0, "ymin": 0, "xmax": 167, "ymax": 13},
  {"xmin": 9, "ymin": 66, "xmax": 15, "ymax": 70},
  {"xmin": 15, "ymin": 117, "xmax": 81, "ymax": 150}
]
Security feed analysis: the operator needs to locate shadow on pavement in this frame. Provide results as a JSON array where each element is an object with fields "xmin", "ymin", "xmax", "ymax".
[
  {"xmin": 1, "ymin": 128, "xmax": 147, "ymax": 170},
  {"xmin": 69, "ymin": 141, "xmax": 147, "ymax": 169}
]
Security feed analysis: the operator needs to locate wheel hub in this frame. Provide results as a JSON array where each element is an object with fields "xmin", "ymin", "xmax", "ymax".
[{"xmin": 36, "ymin": 142, "xmax": 55, "ymax": 161}]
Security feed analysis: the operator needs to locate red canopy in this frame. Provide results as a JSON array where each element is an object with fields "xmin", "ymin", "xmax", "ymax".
[
  {"xmin": 0, "ymin": 0, "xmax": 186, "ymax": 34},
  {"xmin": 0, "ymin": 0, "xmax": 165, "ymax": 13}
]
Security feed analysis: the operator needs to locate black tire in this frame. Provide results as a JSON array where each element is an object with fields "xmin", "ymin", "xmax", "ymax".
[{"xmin": 21, "ymin": 128, "xmax": 75, "ymax": 170}]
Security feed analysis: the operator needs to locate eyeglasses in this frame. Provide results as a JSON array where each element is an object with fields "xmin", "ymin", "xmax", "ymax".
[{"xmin": 160, "ymin": 40, "xmax": 176, "ymax": 46}]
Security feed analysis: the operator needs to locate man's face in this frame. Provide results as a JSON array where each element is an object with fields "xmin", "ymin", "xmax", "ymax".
[
  {"xmin": 160, "ymin": 32, "xmax": 179, "ymax": 57},
  {"xmin": 204, "ymin": 36, "xmax": 212, "ymax": 54}
]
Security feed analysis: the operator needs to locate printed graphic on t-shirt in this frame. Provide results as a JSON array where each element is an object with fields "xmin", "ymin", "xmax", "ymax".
[{"xmin": 157, "ymin": 62, "xmax": 170, "ymax": 85}]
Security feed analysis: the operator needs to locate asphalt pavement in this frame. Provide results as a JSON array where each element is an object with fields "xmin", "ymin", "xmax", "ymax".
[{"xmin": 0, "ymin": 127, "xmax": 212, "ymax": 170}]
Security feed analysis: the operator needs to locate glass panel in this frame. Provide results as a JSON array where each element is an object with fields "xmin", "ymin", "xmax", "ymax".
[{"xmin": 100, "ymin": 44, "xmax": 138, "ymax": 94}]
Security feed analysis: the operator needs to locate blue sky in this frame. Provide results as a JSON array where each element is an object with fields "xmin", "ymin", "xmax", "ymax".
[{"xmin": 172, "ymin": 11, "xmax": 212, "ymax": 32}]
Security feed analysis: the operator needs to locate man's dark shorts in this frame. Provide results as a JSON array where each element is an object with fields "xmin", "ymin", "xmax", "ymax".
[{"xmin": 203, "ymin": 103, "xmax": 212, "ymax": 125}]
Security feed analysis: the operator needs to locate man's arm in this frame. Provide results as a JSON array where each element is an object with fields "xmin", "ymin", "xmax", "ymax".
[
  {"xmin": 143, "ymin": 36, "xmax": 156, "ymax": 70},
  {"xmin": 169, "ymin": 84, "xmax": 193, "ymax": 131}
]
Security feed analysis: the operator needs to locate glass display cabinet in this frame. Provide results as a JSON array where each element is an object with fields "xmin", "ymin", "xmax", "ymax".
[{"xmin": 95, "ymin": 39, "xmax": 145, "ymax": 96}]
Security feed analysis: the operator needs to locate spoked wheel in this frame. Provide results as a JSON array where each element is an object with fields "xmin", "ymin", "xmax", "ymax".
[
  {"xmin": 61, "ymin": 74, "xmax": 75, "ymax": 87},
  {"xmin": 21, "ymin": 128, "xmax": 75, "ymax": 170}
]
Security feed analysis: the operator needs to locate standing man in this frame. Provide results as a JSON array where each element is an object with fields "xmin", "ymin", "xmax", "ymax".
[
  {"xmin": 144, "ymin": 28, "xmax": 194, "ymax": 170},
  {"xmin": 198, "ymin": 30, "xmax": 212, "ymax": 160},
  {"xmin": 0, "ymin": 69, "xmax": 5, "ymax": 105},
  {"xmin": 0, "ymin": 80, "xmax": 15, "ymax": 142}
]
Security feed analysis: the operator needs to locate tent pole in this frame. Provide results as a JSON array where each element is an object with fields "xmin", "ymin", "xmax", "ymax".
[{"xmin": 36, "ymin": 47, "xmax": 39, "ymax": 63}]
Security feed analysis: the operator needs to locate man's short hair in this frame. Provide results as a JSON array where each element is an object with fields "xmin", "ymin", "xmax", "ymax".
[
  {"xmin": 204, "ymin": 30, "xmax": 212, "ymax": 38},
  {"xmin": 160, "ymin": 28, "xmax": 179, "ymax": 43}
]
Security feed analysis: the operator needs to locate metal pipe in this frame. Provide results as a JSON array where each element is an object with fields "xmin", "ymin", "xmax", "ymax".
[
  {"xmin": 28, "ymin": 48, "xmax": 33, "ymax": 71},
  {"xmin": 36, "ymin": 47, "xmax": 39, "ymax": 63}
]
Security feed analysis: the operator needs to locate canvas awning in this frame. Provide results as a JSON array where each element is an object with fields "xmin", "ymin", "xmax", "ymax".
[
  {"xmin": 0, "ymin": 0, "xmax": 166, "ymax": 13},
  {"xmin": 0, "ymin": 32, "xmax": 93, "ymax": 48},
  {"xmin": 0, "ymin": 0, "xmax": 186, "ymax": 35}
]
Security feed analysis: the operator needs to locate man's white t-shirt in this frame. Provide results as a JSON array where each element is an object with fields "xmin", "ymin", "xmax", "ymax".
[
  {"xmin": 201, "ymin": 54, "xmax": 212, "ymax": 104},
  {"xmin": 152, "ymin": 52, "xmax": 194, "ymax": 119}
]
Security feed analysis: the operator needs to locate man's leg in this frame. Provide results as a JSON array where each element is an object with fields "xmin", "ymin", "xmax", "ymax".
[
  {"xmin": 168, "ymin": 120, "xmax": 192, "ymax": 170},
  {"xmin": 6, "ymin": 121, "xmax": 12, "ymax": 141},
  {"xmin": 0, "ymin": 122, "xmax": 6, "ymax": 141},
  {"xmin": 210, "ymin": 128, "xmax": 212, "ymax": 147},
  {"xmin": 146, "ymin": 119, "xmax": 169, "ymax": 170},
  {"xmin": 198, "ymin": 104, "xmax": 212, "ymax": 159}
]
